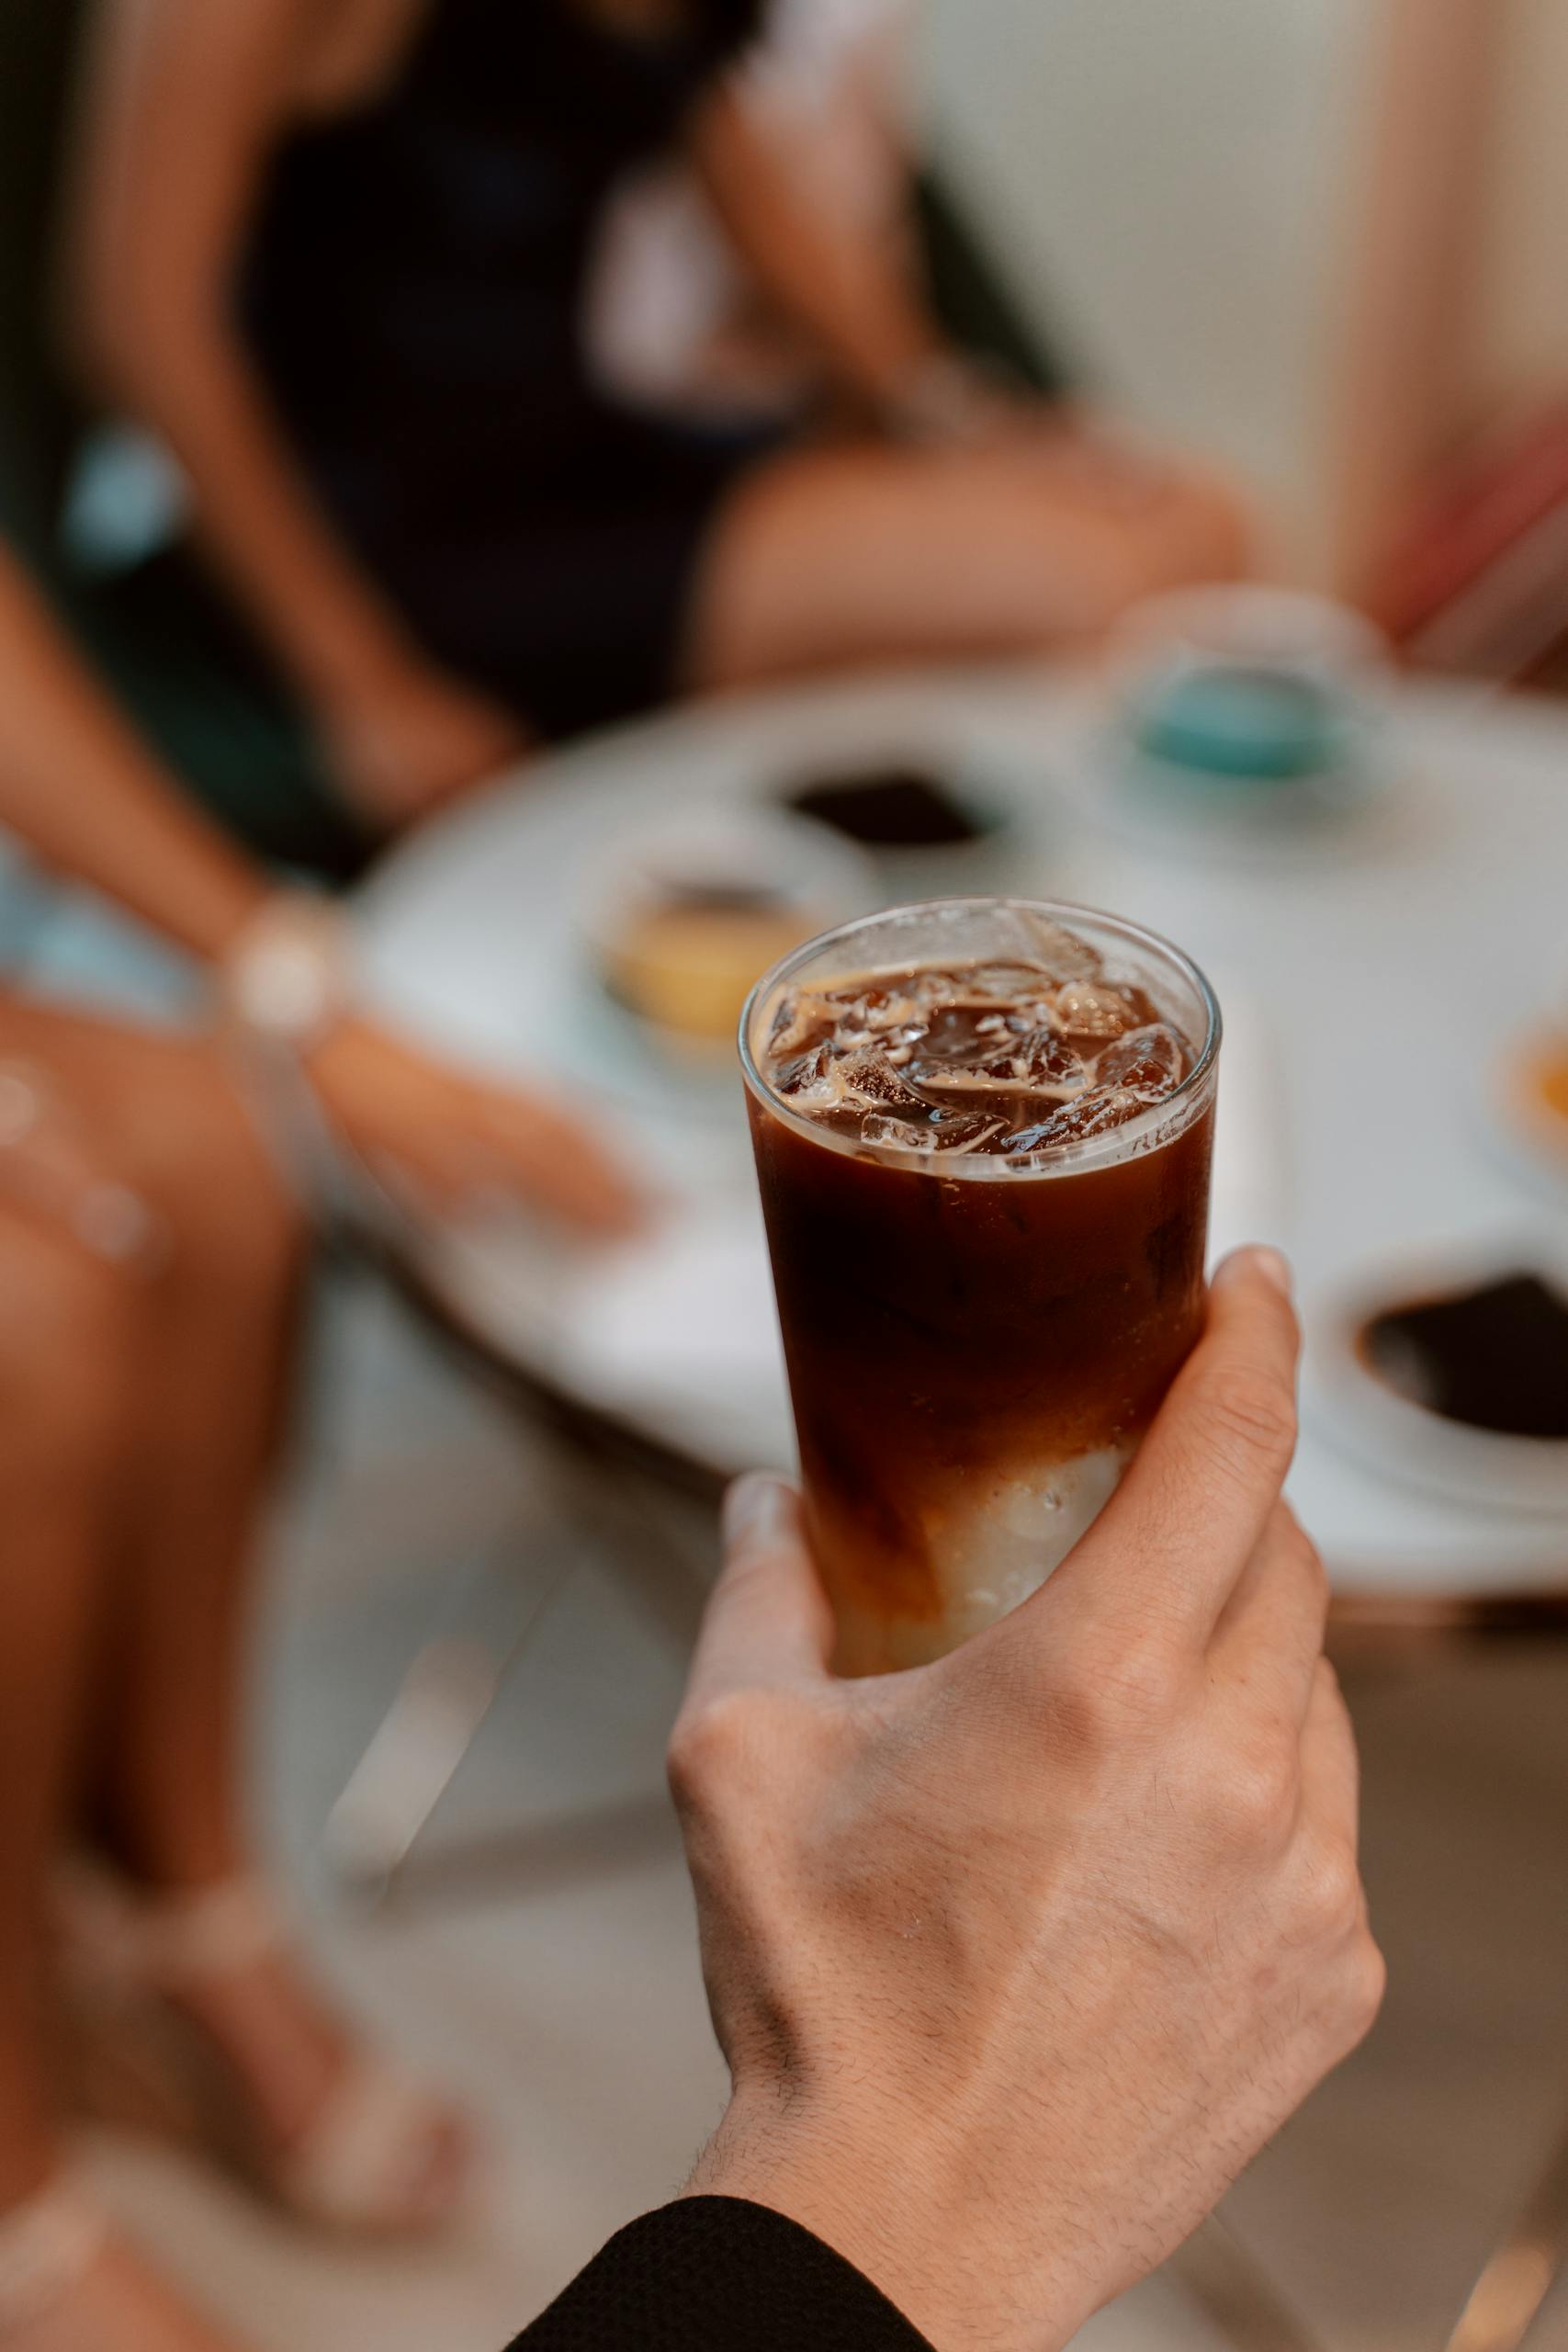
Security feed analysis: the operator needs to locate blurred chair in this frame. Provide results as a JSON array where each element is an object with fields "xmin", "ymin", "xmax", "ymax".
[{"xmin": 0, "ymin": 0, "xmax": 368, "ymax": 882}]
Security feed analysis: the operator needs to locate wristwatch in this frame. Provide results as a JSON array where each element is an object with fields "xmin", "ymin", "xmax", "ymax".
[{"xmin": 221, "ymin": 893, "xmax": 351, "ymax": 1054}]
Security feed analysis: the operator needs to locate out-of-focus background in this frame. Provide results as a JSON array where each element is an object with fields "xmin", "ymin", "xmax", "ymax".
[{"xmin": 2, "ymin": 0, "xmax": 1567, "ymax": 2346}]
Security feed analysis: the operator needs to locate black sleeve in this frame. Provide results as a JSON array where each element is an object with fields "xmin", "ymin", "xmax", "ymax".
[{"xmin": 506, "ymin": 2195, "xmax": 936, "ymax": 2350}]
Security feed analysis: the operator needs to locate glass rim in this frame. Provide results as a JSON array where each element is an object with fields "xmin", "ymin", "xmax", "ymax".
[{"xmin": 739, "ymin": 894, "xmax": 1222, "ymax": 1182}]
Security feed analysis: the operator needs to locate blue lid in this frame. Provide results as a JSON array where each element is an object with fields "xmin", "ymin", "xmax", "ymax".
[{"xmin": 1134, "ymin": 664, "xmax": 1342, "ymax": 782}]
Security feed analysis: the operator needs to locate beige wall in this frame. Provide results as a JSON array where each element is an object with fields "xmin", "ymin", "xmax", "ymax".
[
  {"xmin": 919, "ymin": 0, "xmax": 1568, "ymax": 582},
  {"xmin": 918, "ymin": 0, "xmax": 1384, "ymax": 575}
]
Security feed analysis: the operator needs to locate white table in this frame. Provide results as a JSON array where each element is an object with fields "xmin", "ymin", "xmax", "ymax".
[{"xmin": 355, "ymin": 662, "xmax": 1568, "ymax": 1611}]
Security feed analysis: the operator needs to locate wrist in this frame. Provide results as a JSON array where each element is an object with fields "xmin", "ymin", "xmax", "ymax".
[{"xmin": 687, "ymin": 2092, "xmax": 1078, "ymax": 2352}]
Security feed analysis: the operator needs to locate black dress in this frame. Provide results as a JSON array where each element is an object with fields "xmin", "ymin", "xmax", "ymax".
[{"xmin": 240, "ymin": 0, "xmax": 779, "ymax": 740}]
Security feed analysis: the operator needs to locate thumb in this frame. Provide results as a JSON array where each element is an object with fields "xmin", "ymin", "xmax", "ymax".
[{"xmin": 682, "ymin": 1476, "xmax": 837, "ymax": 1709}]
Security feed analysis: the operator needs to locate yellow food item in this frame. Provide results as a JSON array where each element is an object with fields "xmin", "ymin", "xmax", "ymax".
[
  {"xmin": 1535, "ymin": 1045, "xmax": 1568, "ymax": 1130},
  {"xmin": 607, "ymin": 904, "xmax": 818, "ymax": 1046}
]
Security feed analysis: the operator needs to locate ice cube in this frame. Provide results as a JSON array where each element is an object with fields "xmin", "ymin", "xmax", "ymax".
[
  {"xmin": 774, "ymin": 1042, "xmax": 833, "ymax": 1097},
  {"xmin": 1050, "ymin": 981, "xmax": 1141, "ymax": 1041},
  {"xmin": 909, "ymin": 1027, "xmax": 1088, "ymax": 1098},
  {"xmin": 987, "ymin": 912, "xmax": 1105, "ymax": 983},
  {"xmin": 863, "ymin": 1110, "xmax": 1007, "ymax": 1155},
  {"xmin": 767, "ymin": 989, "xmax": 840, "ymax": 1060},
  {"xmin": 839, "ymin": 1050, "xmax": 937, "ymax": 1114},
  {"xmin": 1003, "ymin": 1088, "xmax": 1143, "ymax": 1154},
  {"xmin": 1008, "ymin": 1029, "xmax": 1089, "ymax": 1095},
  {"xmin": 854, "ymin": 987, "xmax": 927, "ymax": 1035},
  {"xmin": 951, "ymin": 960, "xmax": 1059, "ymax": 1002},
  {"xmin": 1094, "ymin": 1023, "xmax": 1187, "ymax": 1099}
]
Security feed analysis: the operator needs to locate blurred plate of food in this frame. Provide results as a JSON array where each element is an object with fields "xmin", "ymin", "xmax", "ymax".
[
  {"xmin": 578, "ymin": 800, "xmax": 876, "ymax": 1108},
  {"xmin": 1305, "ymin": 1236, "xmax": 1568, "ymax": 1517},
  {"xmin": 771, "ymin": 748, "xmax": 1025, "ymax": 899}
]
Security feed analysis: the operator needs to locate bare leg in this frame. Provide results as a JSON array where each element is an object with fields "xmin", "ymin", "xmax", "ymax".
[
  {"xmin": 682, "ymin": 438, "xmax": 1251, "ymax": 691},
  {"xmin": 0, "ymin": 1005, "xmax": 340, "ymax": 2151},
  {"xmin": 0, "ymin": 1005, "xmax": 306, "ymax": 1891},
  {"xmin": 0, "ymin": 1025, "xmax": 273, "ymax": 2346},
  {"xmin": 70, "ymin": 1037, "xmax": 304, "ymax": 1895},
  {"xmin": 0, "ymin": 1004, "xmax": 462, "ymax": 2209},
  {"xmin": 0, "ymin": 1204, "xmax": 137, "ymax": 2212}
]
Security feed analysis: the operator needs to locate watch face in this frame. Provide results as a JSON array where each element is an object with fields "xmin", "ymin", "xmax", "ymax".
[
  {"xmin": 230, "ymin": 906, "xmax": 345, "ymax": 1045},
  {"xmin": 250, "ymin": 941, "xmax": 333, "ymax": 1035}
]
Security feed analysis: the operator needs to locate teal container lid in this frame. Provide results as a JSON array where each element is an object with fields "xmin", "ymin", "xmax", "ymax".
[{"xmin": 1134, "ymin": 663, "xmax": 1343, "ymax": 782}]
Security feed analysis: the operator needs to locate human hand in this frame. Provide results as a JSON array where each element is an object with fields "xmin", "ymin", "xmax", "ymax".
[
  {"xmin": 670, "ymin": 1249, "xmax": 1382, "ymax": 2352},
  {"xmin": 305, "ymin": 1016, "xmax": 640, "ymax": 1237},
  {"xmin": 317, "ymin": 656, "xmax": 531, "ymax": 831}
]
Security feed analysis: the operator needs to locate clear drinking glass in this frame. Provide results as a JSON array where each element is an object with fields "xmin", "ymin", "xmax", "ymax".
[{"xmin": 741, "ymin": 898, "xmax": 1220, "ymax": 1674}]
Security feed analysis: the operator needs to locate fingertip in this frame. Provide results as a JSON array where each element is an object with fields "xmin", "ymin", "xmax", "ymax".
[
  {"xmin": 690, "ymin": 1476, "xmax": 832, "ymax": 1695},
  {"xmin": 1213, "ymin": 1245, "xmax": 1294, "ymax": 1300},
  {"xmin": 722, "ymin": 1473, "xmax": 801, "ymax": 1557}
]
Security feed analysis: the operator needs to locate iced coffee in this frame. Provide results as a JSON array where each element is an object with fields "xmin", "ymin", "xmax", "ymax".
[{"xmin": 741, "ymin": 899, "xmax": 1220, "ymax": 1674}]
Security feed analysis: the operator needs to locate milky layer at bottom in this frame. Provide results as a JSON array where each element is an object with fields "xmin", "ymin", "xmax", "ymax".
[{"xmin": 813, "ymin": 1442, "xmax": 1134, "ymax": 1675}]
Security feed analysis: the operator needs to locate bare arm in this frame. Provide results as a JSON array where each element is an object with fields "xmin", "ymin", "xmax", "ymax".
[
  {"xmin": 64, "ymin": 0, "xmax": 526, "ymax": 823},
  {"xmin": 0, "ymin": 545, "xmax": 636, "ymax": 1231},
  {"xmin": 690, "ymin": 80, "xmax": 942, "ymax": 410},
  {"xmin": 66, "ymin": 0, "xmax": 413, "ymax": 714},
  {"xmin": 0, "ymin": 549, "xmax": 267, "ymax": 961}
]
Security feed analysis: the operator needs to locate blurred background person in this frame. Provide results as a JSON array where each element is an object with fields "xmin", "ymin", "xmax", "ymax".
[
  {"xmin": 0, "ymin": 541, "xmax": 635, "ymax": 2348},
  {"xmin": 62, "ymin": 0, "xmax": 1247, "ymax": 847},
  {"xmin": 0, "ymin": 1114, "xmax": 257, "ymax": 2351}
]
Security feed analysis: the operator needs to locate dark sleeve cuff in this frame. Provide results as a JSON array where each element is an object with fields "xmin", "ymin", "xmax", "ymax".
[{"xmin": 508, "ymin": 2195, "xmax": 936, "ymax": 2350}]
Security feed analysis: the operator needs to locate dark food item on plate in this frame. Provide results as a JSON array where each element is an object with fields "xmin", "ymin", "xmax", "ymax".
[
  {"xmin": 1358, "ymin": 1274, "xmax": 1568, "ymax": 1441},
  {"xmin": 784, "ymin": 769, "xmax": 990, "ymax": 851}
]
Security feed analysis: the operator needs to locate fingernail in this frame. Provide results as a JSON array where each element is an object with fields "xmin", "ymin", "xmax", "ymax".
[
  {"xmin": 1216, "ymin": 1245, "xmax": 1294, "ymax": 1297},
  {"xmin": 723, "ymin": 1474, "xmax": 795, "ymax": 1549}
]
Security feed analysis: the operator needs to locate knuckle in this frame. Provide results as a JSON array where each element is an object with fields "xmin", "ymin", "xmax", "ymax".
[
  {"xmin": 1050, "ymin": 1628, "xmax": 1182, "ymax": 1752},
  {"xmin": 666, "ymin": 1687, "xmax": 809, "ymax": 1814},
  {"xmin": 1287, "ymin": 1518, "xmax": 1330, "ymax": 1597},
  {"xmin": 1343, "ymin": 1933, "xmax": 1389, "ymax": 2035},
  {"xmin": 1299, "ymin": 1838, "xmax": 1365, "ymax": 1940},
  {"xmin": 1207, "ymin": 1740, "xmax": 1297, "ymax": 1849},
  {"xmin": 1200, "ymin": 1366, "xmax": 1298, "ymax": 1486},
  {"xmin": 666, "ymin": 1691, "xmax": 753, "ymax": 1810}
]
